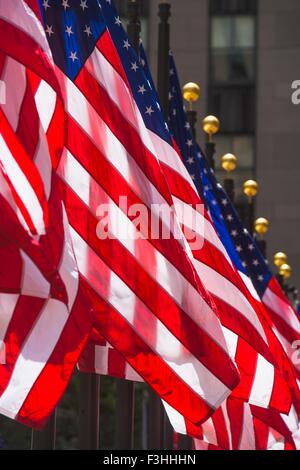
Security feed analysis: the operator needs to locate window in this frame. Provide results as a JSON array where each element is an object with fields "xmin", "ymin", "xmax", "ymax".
[
  {"xmin": 211, "ymin": 15, "xmax": 255, "ymax": 83},
  {"xmin": 208, "ymin": 1, "xmax": 257, "ymax": 214}
]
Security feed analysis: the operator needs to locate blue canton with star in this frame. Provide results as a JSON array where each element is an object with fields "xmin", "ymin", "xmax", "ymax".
[
  {"xmin": 39, "ymin": 0, "xmax": 106, "ymax": 79},
  {"xmin": 167, "ymin": 53, "xmax": 273, "ymax": 298}
]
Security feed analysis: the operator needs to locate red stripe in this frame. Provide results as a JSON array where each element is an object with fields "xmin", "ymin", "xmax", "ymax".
[{"xmin": 15, "ymin": 70, "xmax": 40, "ymax": 159}]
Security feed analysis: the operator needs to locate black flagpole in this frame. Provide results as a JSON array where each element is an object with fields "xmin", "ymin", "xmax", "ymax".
[
  {"xmin": 31, "ymin": 411, "xmax": 56, "ymax": 450},
  {"xmin": 78, "ymin": 372, "xmax": 100, "ymax": 449}
]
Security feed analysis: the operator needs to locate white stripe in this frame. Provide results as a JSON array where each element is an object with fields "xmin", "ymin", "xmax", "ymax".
[
  {"xmin": 0, "ymin": 134, "xmax": 45, "ymax": 234},
  {"xmin": 1, "ymin": 57, "xmax": 26, "ymax": 131},
  {"xmin": 239, "ymin": 403, "xmax": 256, "ymax": 450},
  {"xmin": 94, "ymin": 345, "xmax": 109, "ymax": 375},
  {"xmin": 33, "ymin": 126, "xmax": 52, "ymax": 199},
  {"xmin": 35, "ymin": 80, "xmax": 56, "ymax": 133},
  {"xmin": 248, "ymin": 354, "xmax": 274, "ymax": 407},
  {"xmin": 0, "ymin": 294, "xmax": 19, "ymax": 340},
  {"xmin": 202, "ymin": 417, "xmax": 218, "ymax": 447},
  {"xmin": 162, "ymin": 401, "xmax": 187, "ymax": 435},
  {"xmin": 20, "ymin": 251, "xmax": 50, "ymax": 298}
]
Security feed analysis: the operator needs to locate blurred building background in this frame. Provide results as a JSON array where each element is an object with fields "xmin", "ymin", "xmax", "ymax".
[{"xmin": 116, "ymin": 0, "xmax": 300, "ymax": 287}]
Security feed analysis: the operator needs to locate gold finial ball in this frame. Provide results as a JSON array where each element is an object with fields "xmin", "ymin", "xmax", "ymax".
[
  {"xmin": 273, "ymin": 252, "xmax": 288, "ymax": 268},
  {"xmin": 221, "ymin": 153, "xmax": 237, "ymax": 173},
  {"xmin": 279, "ymin": 263, "xmax": 292, "ymax": 280},
  {"xmin": 202, "ymin": 115, "xmax": 220, "ymax": 136},
  {"xmin": 243, "ymin": 180, "xmax": 258, "ymax": 199},
  {"xmin": 182, "ymin": 82, "xmax": 201, "ymax": 103},
  {"xmin": 254, "ymin": 217, "xmax": 269, "ymax": 235}
]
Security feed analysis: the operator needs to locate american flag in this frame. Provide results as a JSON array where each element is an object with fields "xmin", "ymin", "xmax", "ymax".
[
  {"xmin": 36, "ymin": 0, "xmax": 242, "ymax": 428},
  {"xmin": 166, "ymin": 50, "xmax": 300, "ymax": 448}
]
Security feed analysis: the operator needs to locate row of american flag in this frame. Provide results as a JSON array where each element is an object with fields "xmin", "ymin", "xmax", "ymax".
[{"xmin": 0, "ymin": 0, "xmax": 300, "ymax": 450}]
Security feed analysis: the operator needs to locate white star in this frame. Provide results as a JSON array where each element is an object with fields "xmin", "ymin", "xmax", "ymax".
[
  {"xmin": 62, "ymin": 0, "xmax": 70, "ymax": 10},
  {"xmin": 217, "ymin": 183, "xmax": 222, "ymax": 189},
  {"xmin": 69, "ymin": 51, "xmax": 79, "ymax": 62},
  {"xmin": 227, "ymin": 214, "xmax": 233, "ymax": 222},
  {"xmin": 242, "ymin": 261, "xmax": 247, "ymax": 268},
  {"xmin": 248, "ymin": 244, "xmax": 254, "ymax": 251},
  {"xmin": 84, "ymin": 25, "xmax": 92, "ymax": 37},
  {"xmin": 185, "ymin": 122, "xmax": 190, "ymax": 130},
  {"xmin": 138, "ymin": 84, "xmax": 146, "ymax": 95},
  {"xmin": 45, "ymin": 25, "xmax": 54, "ymax": 36},
  {"xmin": 141, "ymin": 59, "xmax": 145, "ymax": 67},
  {"xmin": 172, "ymin": 109, "xmax": 176, "ymax": 116},
  {"xmin": 115, "ymin": 16, "xmax": 122, "ymax": 26},
  {"xmin": 187, "ymin": 157, "xmax": 194, "ymax": 165},
  {"xmin": 243, "ymin": 228, "xmax": 249, "ymax": 234},
  {"xmin": 169, "ymin": 69, "xmax": 175, "ymax": 76},
  {"xmin": 204, "ymin": 168, "xmax": 208, "ymax": 174},
  {"xmin": 258, "ymin": 275, "xmax": 264, "ymax": 281},
  {"xmin": 168, "ymin": 92, "xmax": 173, "ymax": 100},
  {"xmin": 131, "ymin": 62, "xmax": 139, "ymax": 72},
  {"xmin": 221, "ymin": 199, "xmax": 228, "ymax": 206},
  {"xmin": 253, "ymin": 259, "xmax": 259, "ymax": 266},
  {"xmin": 65, "ymin": 25, "xmax": 74, "ymax": 37},
  {"xmin": 220, "ymin": 214, "xmax": 224, "ymax": 220},
  {"xmin": 43, "ymin": 0, "xmax": 50, "ymax": 10},
  {"xmin": 231, "ymin": 230, "xmax": 238, "ymax": 237},
  {"xmin": 191, "ymin": 174, "xmax": 195, "ymax": 180},
  {"xmin": 123, "ymin": 39, "xmax": 130, "ymax": 50},
  {"xmin": 236, "ymin": 245, "xmax": 242, "ymax": 252},
  {"xmin": 186, "ymin": 139, "xmax": 193, "ymax": 147},
  {"xmin": 212, "ymin": 200, "xmax": 217, "ymax": 205},
  {"xmin": 145, "ymin": 106, "xmax": 154, "ymax": 116},
  {"xmin": 80, "ymin": 0, "xmax": 88, "ymax": 10},
  {"xmin": 204, "ymin": 185, "xmax": 209, "ymax": 191}
]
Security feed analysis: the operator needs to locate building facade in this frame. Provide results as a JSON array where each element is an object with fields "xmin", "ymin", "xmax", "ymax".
[{"xmin": 144, "ymin": 0, "xmax": 300, "ymax": 287}]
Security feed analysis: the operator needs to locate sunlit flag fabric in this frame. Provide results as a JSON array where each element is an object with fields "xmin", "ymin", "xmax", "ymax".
[
  {"xmin": 166, "ymin": 50, "xmax": 300, "ymax": 447},
  {"xmin": 0, "ymin": 0, "xmax": 94, "ymax": 428},
  {"xmin": 77, "ymin": 0, "xmax": 295, "ymax": 418},
  {"xmin": 38, "ymin": 0, "xmax": 241, "ymax": 426}
]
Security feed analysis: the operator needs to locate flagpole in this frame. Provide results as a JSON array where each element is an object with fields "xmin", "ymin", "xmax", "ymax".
[
  {"xmin": 31, "ymin": 411, "xmax": 56, "ymax": 450},
  {"xmin": 115, "ymin": 378, "xmax": 135, "ymax": 449},
  {"xmin": 147, "ymin": 0, "xmax": 172, "ymax": 451},
  {"xmin": 202, "ymin": 115, "xmax": 220, "ymax": 171},
  {"xmin": 157, "ymin": 0, "xmax": 171, "ymax": 119},
  {"xmin": 78, "ymin": 372, "xmax": 100, "ymax": 449},
  {"xmin": 221, "ymin": 154, "xmax": 237, "ymax": 203},
  {"xmin": 110, "ymin": 0, "xmax": 141, "ymax": 451}
]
